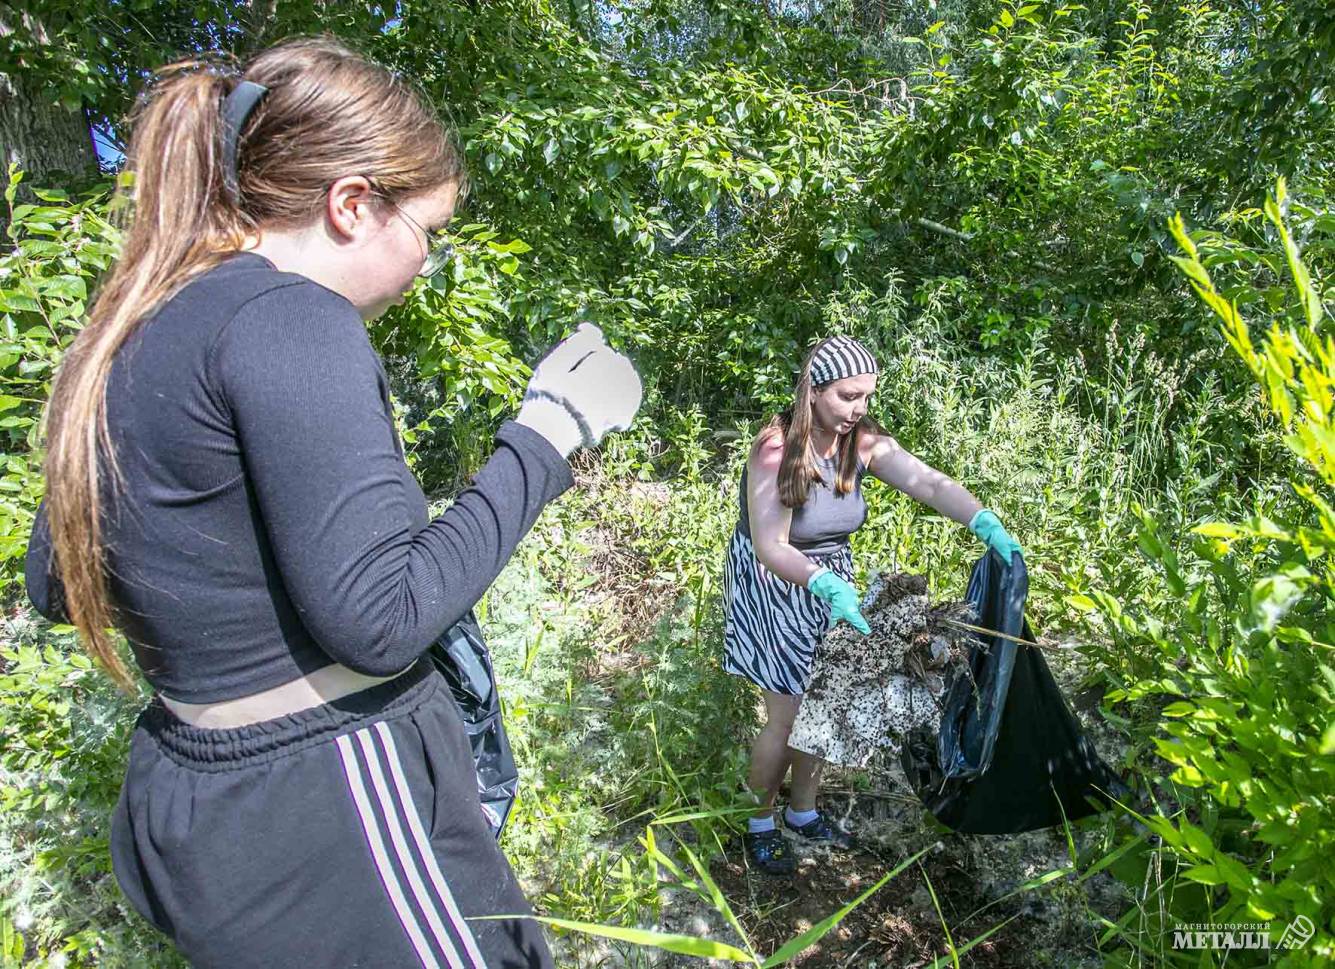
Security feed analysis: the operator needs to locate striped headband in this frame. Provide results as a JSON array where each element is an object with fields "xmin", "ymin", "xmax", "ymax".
[{"xmin": 808, "ymin": 336, "xmax": 879, "ymax": 386}]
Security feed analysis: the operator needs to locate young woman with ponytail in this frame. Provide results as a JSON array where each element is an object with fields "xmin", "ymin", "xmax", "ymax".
[
  {"xmin": 24, "ymin": 38, "xmax": 640, "ymax": 968},
  {"xmin": 722, "ymin": 335, "xmax": 1021, "ymax": 875}
]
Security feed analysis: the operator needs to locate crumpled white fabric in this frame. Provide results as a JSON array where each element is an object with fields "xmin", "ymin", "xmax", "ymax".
[{"xmin": 788, "ymin": 573, "xmax": 971, "ymax": 768}]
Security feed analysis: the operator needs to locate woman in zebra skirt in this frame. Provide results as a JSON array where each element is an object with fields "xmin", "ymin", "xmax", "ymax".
[{"xmin": 723, "ymin": 335, "xmax": 1022, "ymax": 874}]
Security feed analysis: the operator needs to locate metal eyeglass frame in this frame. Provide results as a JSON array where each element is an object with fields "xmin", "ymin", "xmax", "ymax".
[{"xmin": 368, "ymin": 181, "xmax": 455, "ymax": 278}]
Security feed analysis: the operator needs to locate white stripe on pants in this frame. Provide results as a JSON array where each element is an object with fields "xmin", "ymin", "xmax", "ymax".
[{"xmin": 336, "ymin": 726, "xmax": 485, "ymax": 969}]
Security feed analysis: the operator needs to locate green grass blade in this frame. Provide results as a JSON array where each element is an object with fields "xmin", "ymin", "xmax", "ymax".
[
  {"xmin": 1096, "ymin": 911, "xmax": 1159, "ymax": 957},
  {"xmin": 1096, "ymin": 903, "xmax": 1145, "ymax": 948},
  {"xmin": 472, "ymin": 915, "xmax": 757, "ymax": 962},
  {"xmin": 1078, "ymin": 834, "xmax": 1145, "ymax": 884},
  {"xmin": 638, "ymin": 828, "xmax": 701, "ymax": 894},
  {"xmin": 759, "ymin": 843, "xmax": 932, "ymax": 968},
  {"xmin": 920, "ymin": 914, "xmax": 1020, "ymax": 969},
  {"xmin": 919, "ymin": 864, "xmax": 959, "ymax": 969},
  {"xmin": 522, "ymin": 624, "xmax": 545, "ymax": 675},
  {"xmin": 961, "ymin": 866, "xmax": 1074, "ymax": 922},
  {"xmin": 651, "ymin": 804, "xmax": 759, "ymax": 825},
  {"xmin": 676, "ymin": 834, "xmax": 754, "ymax": 956},
  {"xmin": 1052, "ymin": 782, "xmax": 1078, "ymax": 868}
]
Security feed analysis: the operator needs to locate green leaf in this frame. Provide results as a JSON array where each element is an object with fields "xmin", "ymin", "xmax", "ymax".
[
  {"xmin": 1248, "ymin": 573, "xmax": 1305, "ymax": 631},
  {"xmin": 479, "ymin": 915, "xmax": 755, "ymax": 962},
  {"xmin": 1182, "ymin": 864, "xmax": 1224, "ymax": 886},
  {"xmin": 1143, "ymin": 815, "xmax": 1184, "ymax": 849},
  {"xmin": 1192, "ymin": 522, "xmax": 1244, "ymax": 539},
  {"xmin": 1066, "ymin": 593, "xmax": 1097, "ymax": 612},
  {"xmin": 1212, "ymin": 853, "xmax": 1254, "ymax": 892},
  {"xmin": 1263, "ymin": 179, "xmax": 1323, "ymax": 329},
  {"xmin": 1178, "ymin": 820, "xmax": 1214, "ymax": 858},
  {"xmin": 1168, "ymin": 213, "xmax": 1199, "ymax": 261},
  {"xmin": 676, "ymin": 835, "xmax": 752, "ymax": 954}
]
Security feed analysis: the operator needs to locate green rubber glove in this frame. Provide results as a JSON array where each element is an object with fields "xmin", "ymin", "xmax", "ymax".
[
  {"xmin": 807, "ymin": 568, "xmax": 871, "ymax": 634},
  {"xmin": 969, "ymin": 509, "xmax": 1023, "ymax": 564}
]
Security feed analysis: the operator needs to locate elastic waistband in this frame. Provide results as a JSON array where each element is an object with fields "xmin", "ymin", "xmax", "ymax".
[{"xmin": 139, "ymin": 658, "xmax": 439, "ymax": 771}]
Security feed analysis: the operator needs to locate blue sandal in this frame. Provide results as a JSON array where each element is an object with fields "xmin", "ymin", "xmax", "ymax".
[
  {"xmin": 744, "ymin": 829, "xmax": 796, "ymax": 875},
  {"xmin": 783, "ymin": 811, "xmax": 856, "ymax": 850}
]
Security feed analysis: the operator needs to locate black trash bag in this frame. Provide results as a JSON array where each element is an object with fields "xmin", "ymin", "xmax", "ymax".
[
  {"xmin": 900, "ymin": 550, "xmax": 1123, "ymax": 834},
  {"xmin": 427, "ymin": 611, "xmax": 520, "ymax": 839}
]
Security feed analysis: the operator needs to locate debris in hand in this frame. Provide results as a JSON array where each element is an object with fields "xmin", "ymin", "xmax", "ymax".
[{"xmin": 788, "ymin": 572, "xmax": 973, "ymax": 767}]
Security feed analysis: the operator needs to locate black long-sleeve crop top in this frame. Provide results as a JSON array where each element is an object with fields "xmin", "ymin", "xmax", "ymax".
[{"xmin": 24, "ymin": 253, "xmax": 573, "ymax": 703}]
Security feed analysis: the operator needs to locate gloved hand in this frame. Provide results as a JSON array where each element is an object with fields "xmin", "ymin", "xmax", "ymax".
[
  {"xmin": 969, "ymin": 509, "xmax": 1023, "ymax": 564},
  {"xmin": 516, "ymin": 323, "xmax": 643, "ymax": 457},
  {"xmin": 807, "ymin": 568, "xmax": 871, "ymax": 634}
]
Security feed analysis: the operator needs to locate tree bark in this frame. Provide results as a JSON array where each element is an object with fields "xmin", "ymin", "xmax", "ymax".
[
  {"xmin": 0, "ymin": 69, "xmax": 97, "ymax": 237},
  {"xmin": 0, "ymin": 69, "xmax": 96, "ymax": 240},
  {"xmin": 0, "ymin": 71, "xmax": 96, "ymax": 182}
]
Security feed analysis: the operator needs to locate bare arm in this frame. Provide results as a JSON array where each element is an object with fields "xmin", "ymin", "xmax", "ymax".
[
  {"xmin": 747, "ymin": 432, "xmax": 823, "ymax": 586},
  {"xmin": 865, "ymin": 433, "xmax": 983, "ymax": 525}
]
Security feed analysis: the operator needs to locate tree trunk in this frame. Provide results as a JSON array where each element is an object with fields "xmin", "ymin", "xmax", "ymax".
[
  {"xmin": 0, "ymin": 71, "xmax": 96, "ymax": 181},
  {"xmin": 0, "ymin": 70, "xmax": 97, "ymax": 237}
]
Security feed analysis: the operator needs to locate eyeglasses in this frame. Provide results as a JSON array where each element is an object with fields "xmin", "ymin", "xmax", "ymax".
[
  {"xmin": 366, "ymin": 183, "xmax": 455, "ymax": 277},
  {"xmin": 386, "ymin": 200, "xmax": 455, "ymax": 278}
]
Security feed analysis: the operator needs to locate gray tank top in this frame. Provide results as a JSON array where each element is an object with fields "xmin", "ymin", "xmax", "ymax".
[{"xmin": 738, "ymin": 452, "xmax": 869, "ymax": 557}]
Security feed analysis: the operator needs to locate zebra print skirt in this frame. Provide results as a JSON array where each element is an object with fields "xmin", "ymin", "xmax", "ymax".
[{"xmin": 721, "ymin": 528, "xmax": 855, "ymax": 696}]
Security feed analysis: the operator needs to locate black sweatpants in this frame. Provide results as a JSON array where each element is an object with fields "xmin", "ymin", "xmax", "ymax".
[{"xmin": 110, "ymin": 659, "xmax": 554, "ymax": 968}]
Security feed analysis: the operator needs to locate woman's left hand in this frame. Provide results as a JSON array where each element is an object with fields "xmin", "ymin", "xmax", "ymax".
[
  {"xmin": 807, "ymin": 568, "xmax": 872, "ymax": 634},
  {"xmin": 968, "ymin": 509, "xmax": 1023, "ymax": 564}
]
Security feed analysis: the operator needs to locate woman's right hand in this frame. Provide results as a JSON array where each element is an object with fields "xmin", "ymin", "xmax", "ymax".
[
  {"xmin": 807, "ymin": 568, "xmax": 871, "ymax": 634},
  {"xmin": 516, "ymin": 324, "xmax": 643, "ymax": 456}
]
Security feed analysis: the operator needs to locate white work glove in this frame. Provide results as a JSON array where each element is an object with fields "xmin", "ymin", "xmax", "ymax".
[{"xmin": 515, "ymin": 323, "xmax": 643, "ymax": 457}]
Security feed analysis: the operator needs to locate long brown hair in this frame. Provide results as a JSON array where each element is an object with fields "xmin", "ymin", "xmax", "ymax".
[
  {"xmin": 40, "ymin": 37, "xmax": 465, "ymax": 689},
  {"xmin": 765, "ymin": 338, "xmax": 882, "ymax": 509}
]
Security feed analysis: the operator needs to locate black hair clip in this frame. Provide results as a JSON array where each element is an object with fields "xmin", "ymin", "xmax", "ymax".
[{"xmin": 221, "ymin": 80, "xmax": 269, "ymax": 205}]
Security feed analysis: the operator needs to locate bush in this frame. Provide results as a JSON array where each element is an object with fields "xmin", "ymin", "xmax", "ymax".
[
  {"xmin": 0, "ymin": 622, "xmax": 182, "ymax": 968},
  {"xmin": 0, "ymin": 167, "xmax": 120, "ymax": 591},
  {"xmin": 1075, "ymin": 182, "xmax": 1334, "ymax": 965}
]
